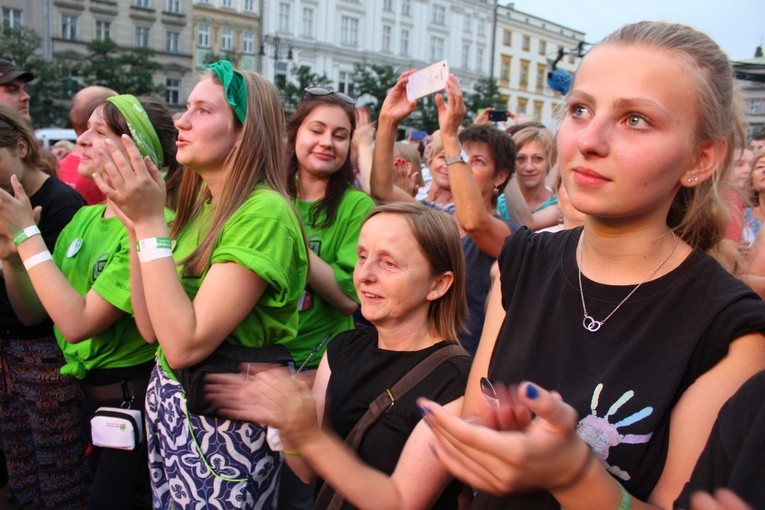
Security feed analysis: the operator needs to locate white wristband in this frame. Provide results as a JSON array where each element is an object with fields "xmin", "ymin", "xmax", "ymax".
[
  {"xmin": 23, "ymin": 250, "xmax": 53, "ymax": 270},
  {"xmin": 137, "ymin": 248, "xmax": 173, "ymax": 263}
]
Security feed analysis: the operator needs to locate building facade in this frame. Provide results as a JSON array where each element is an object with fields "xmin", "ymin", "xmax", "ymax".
[
  {"xmin": 2, "ymin": 0, "xmax": 194, "ymax": 112},
  {"xmin": 257, "ymin": 0, "xmax": 497, "ymax": 100},
  {"xmin": 4, "ymin": 0, "xmax": 587, "ymax": 123},
  {"xmin": 494, "ymin": 4, "xmax": 584, "ymax": 124}
]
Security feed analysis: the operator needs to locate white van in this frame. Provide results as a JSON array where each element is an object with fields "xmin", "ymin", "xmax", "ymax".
[{"xmin": 35, "ymin": 128, "xmax": 77, "ymax": 149}]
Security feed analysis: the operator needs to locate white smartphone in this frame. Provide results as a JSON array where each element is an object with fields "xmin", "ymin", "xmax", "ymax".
[{"xmin": 406, "ymin": 60, "xmax": 449, "ymax": 102}]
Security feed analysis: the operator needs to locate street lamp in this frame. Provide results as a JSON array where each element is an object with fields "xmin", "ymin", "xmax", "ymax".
[{"xmin": 259, "ymin": 35, "xmax": 293, "ymax": 62}]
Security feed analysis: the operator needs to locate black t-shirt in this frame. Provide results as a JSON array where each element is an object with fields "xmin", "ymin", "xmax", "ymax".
[
  {"xmin": 473, "ymin": 227, "xmax": 765, "ymax": 510},
  {"xmin": 0, "ymin": 177, "xmax": 84, "ymax": 336},
  {"xmin": 324, "ymin": 326, "xmax": 471, "ymax": 509},
  {"xmin": 675, "ymin": 370, "xmax": 765, "ymax": 509}
]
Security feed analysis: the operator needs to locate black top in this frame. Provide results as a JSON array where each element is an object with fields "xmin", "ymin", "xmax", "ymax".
[
  {"xmin": 0, "ymin": 177, "xmax": 84, "ymax": 337},
  {"xmin": 675, "ymin": 369, "xmax": 765, "ymax": 509},
  {"xmin": 325, "ymin": 326, "xmax": 471, "ymax": 509},
  {"xmin": 473, "ymin": 227, "xmax": 765, "ymax": 510}
]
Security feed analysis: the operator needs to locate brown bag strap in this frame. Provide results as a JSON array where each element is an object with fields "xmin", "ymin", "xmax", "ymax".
[{"xmin": 316, "ymin": 343, "xmax": 467, "ymax": 510}]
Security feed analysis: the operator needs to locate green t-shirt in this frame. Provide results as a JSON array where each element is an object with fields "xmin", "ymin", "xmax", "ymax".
[
  {"xmin": 293, "ymin": 188, "xmax": 374, "ymax": 368},
  {"xmin": 53, "ymin": 205, "xmax": 172, "ymax": 379},
  {"xmin": 159, "ymin": 185, "xmax": 308, "ymax": 378}
]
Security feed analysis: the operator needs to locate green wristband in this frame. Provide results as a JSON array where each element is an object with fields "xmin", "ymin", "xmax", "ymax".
[
  {"xmin": 12, "ymin": 225, "xmax": 41, "ymax": 247},
  {"xmin": 136, "ymin": 237, "xmax": 173, "ymax": 252},
  {"xmin": 617, "ymin": 483, "xmax": 632, "ymax": 510}
]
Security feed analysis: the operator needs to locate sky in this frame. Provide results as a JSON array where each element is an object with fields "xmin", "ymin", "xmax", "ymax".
[{"xmin": 511, "ymin": 0, "xmax": 764, "ymax": 62}]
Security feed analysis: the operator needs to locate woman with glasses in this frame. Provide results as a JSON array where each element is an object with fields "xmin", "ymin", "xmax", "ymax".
[
  {"xmin": 279, "ymin": 86, "xmax": 375, "ymax": 508},
  {"xmin": 93, "ymin": 61, "xmax": 308, "ymax": 509},
  {"xmin": 286, "ymin": 86, "xmax": 374, "ymax": 372}
]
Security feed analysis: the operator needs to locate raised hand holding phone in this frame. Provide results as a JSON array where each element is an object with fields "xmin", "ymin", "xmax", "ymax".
[{"xmin": 406, "ymin": 60, "xmax": 449, "ymax": 102}]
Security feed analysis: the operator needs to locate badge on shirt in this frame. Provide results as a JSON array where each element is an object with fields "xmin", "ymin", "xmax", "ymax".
[{"xmin": 67, "ymin": 238, "xmax": 83, "ymax": 258}]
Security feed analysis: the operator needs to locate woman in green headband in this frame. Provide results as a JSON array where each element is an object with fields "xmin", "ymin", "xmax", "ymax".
[
  {"xmin": 92, "ymin": 61, "xmax": 308, "ymax": 509},
  {"xmin": 0, "ymin": 95, "xmax": 179, "ymax": 509}
]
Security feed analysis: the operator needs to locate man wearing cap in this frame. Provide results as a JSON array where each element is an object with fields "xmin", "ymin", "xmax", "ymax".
[{"xmin": 0, "ymin": 59, "xmax": 34, "ymax": 123}]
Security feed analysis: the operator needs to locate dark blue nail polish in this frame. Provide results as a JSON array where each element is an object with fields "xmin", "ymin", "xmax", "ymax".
[
  {"xmin": 417, "ymin": 404, "xmax": 433, "ymax": 416},
  {"xmin": 526, "ymin": 383, "xmax": 539, "ymax": 400}
]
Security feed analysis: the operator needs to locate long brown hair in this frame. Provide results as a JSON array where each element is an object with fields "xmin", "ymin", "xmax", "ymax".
[{"xmin": 170, "ymin": 69, "xmax": 288, "ymax": 277}]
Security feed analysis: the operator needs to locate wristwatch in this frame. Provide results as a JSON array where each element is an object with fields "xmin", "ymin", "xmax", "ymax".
[{"xmin": 445, "ymin": 150, "xmax": 469, "ymax": 166}]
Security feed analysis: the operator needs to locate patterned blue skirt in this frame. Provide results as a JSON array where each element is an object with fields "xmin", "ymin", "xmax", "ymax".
[{"xmin": 146, "ymin": 362, "xmax": 281, "ymax": 509}]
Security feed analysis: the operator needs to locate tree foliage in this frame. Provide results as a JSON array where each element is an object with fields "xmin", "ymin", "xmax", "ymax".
[
  {"xmin": 350, "ymin": 62, "xmax": 399, "ymax": 121},
  {"xmin": 0, "ymin": 26, "xmax": 76, "ymax": 127},
  {"xmin": 79, "ymin": 39, "xmax": 164, "ymax": 96},
  {"xmin": 464, "ymin": 76, "xmax": 505, "ymax": 122},
  {"xmin": 280, "ymin": 64, "xmax": 331, "ymax": 112}
]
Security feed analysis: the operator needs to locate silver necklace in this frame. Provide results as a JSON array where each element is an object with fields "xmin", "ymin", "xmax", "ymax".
[{"xmin": 577, "ymin": 231, "xmax": 677, "ymax": 332}]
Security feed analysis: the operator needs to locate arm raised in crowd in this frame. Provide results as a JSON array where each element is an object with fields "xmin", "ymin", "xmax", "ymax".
[{"xmin": 370, "ymin": 71, "xmax": 418, "ymax": 204}]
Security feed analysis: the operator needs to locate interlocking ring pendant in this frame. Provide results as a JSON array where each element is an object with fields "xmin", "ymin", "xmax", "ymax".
[{"xmin": 583, "ymin": 315, "xmax": 603, "ymax": 332}]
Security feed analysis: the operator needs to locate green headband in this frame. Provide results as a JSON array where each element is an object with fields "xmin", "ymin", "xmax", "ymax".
[
  {"xmin": 106, "ymin": 94, "xmax": 164, "ymax": 168},
  {"xmin": 206, "ymin": 60, "xmax": 247, "ymax": 124}
]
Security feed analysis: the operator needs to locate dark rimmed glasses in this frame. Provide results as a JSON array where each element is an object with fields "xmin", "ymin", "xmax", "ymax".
[{"xmin": 302, "ymin": 86, "xmax": 356, "ymax": 105}]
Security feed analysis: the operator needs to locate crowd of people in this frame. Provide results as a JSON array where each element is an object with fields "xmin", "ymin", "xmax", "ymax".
[{"xmin": 1, "ymin": 18, "xmax": 765, "ymax": 510}]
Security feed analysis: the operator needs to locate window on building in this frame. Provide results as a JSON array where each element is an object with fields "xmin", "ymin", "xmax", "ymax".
[
  {"xmin": 520, "ymin": 59, "xmax": 529, "ymax": 88},
  {"xmin": 135, "ymin": 0, "xmax": 149, "ymax": 8},
  {"xmin": 61, "ymin": 15, "xmax": 77, "ymax": 40},
  {"xmin": 96, "ymin": 20, "xmax": 111, "ymax": 41},
  {"xmin": 198, "ymin": 24, "xmax": 210, "ymax": 47},
  {"xmin": 401, "ymin": 0, "xmax": 411, "ymax": 16},
  {"xmin": 341, "ymin": 16, "xmax": 359, "ymax": 46},
  {"xmin": 476, "ymin": 46, "xmax": 484, "ymax": 71},
  {"xmin": 382, "ymin": 25, "xmax": 392, "ymax": 52},
  {"xmin": 383, "ymin": 0, "xmax": 394, "ymax": 12},
  {"xmin": 2, "ymin": 8, "xmax": 23, "ymax": 29},
  {"xmin": 750, "ymin": 99, "xmax": 762, "ymax": 115},
  {"xmin": 533, "ymin": 100, "xmax": 544, "ymax": 120},
  {"xmin": 165, "ymin": 0, "xmax": 180, "ymax": 13},
  {"xmin": 401, "ymin": 29, "xmax": 410, "ymax": 56},
  {"xmin": 463, "ymin": 13, "xmax": 471, "ymax": 32},
  {"xmin": 477, "ymin": 18, "xmax": 485, "ymax": 36},
  {"xmin": 220, "ymin": 27, "xmax": 232, "ymax": 50},
  {"xmin": 301, "ymin": 7, "xmax": 314, "ymax": 37},
  {"xmin": 244, "ymin": 0, "xmax": 255, "ymax": 12},
  {"xmin": 461, "ymin": 43, "xmax": 470, "ymax": 69},
  {"xmin": 503, "ymin": 29, "xmax": 511, "ymax": 46},
  {"xmin": 242, "ymin": 31, "xmax": 254, "ymax": 53},
  {"xmin": 536, "ymin": 63, "xmax": 546, "ymax": 91},
  {"xmin": 135, "ymin": 26, "xmax": 150, "ymax": 47},
  {"xmin": 166, "ymin": 30, "xmax": 179, "ymax": 52},
  {"xmin": 517, "ymin": 97, "xmax": 528, "ymax": 115},
  {"xmin": 500, "ymin": 56, "xmax": 511, "ymax": 84},
  {"xmin": 221, "ymin": 0, "xmax": 232, "ymax": 7},
  {"xmin": 538, "ymin": 39, "xmax": 547, "ymax": 56},
  {"xmin": 431, "ymin": 4, "xmax": 445, "ymax": 25},
  {"xmin": 338, "ymin": 71, "xmax": 355, "ymax": 96},
  {"xmin": 522, "ymin": 35, "xmax": 530, "ymax": 51},
  {"xmin": 278, "ymin": 2, "xmax": 290, "ymax": 32},
  {"xmin": 430, "ymin": 36, "xmax": 444, "ymax": 62},
  {"xmin": 166, "ymin": 78, "xmax": 180, "ymax": 105}
]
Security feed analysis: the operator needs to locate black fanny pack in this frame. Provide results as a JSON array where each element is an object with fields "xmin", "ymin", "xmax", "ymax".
[{"xmin": 176, "ymin": 342, "xmax": 294, "ymax": 417}]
